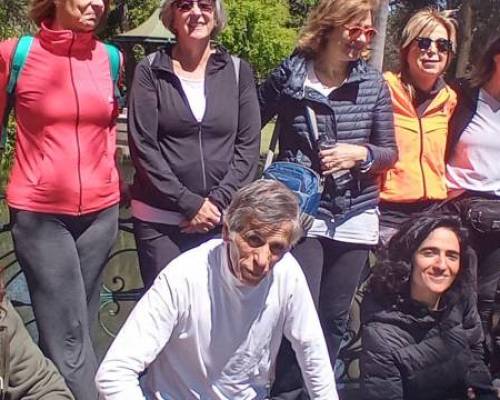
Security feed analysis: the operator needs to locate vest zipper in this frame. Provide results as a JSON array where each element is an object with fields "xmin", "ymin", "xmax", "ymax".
[
  {"xmin": 198, "ymin": 125, "xmax": 207, "ymax": 191},
  {"xmin": 417, "ymin": 116, "xmax": 427, "ymax": 199},
  {"xmin": 68, "ymin": 34, "xmax": 83, "ymax": 214}
]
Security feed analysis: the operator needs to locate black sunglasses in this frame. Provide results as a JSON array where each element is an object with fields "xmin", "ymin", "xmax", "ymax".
[
  {"xmin": 415, "ymin": 37, "xmax": 453, "ymax": 53},
  {"xmin": 175, "ymin": 0, "xmax": 214, "ymax": 12}
]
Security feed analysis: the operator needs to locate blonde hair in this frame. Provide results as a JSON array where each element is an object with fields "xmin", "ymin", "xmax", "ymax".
[
  {"xmin": 400, "ymin": 8, "xmax": 457, "ymax": 90},
  {"xmin": 29, "ymin": 0, "xmax": 110, "ymax": 29},
  {"xmin": 469, "ymin": 34, "xmax": 500, "ymax": 88},
  {"xmin": 297, "ymin": 0, "xmax": 379, "ymax": 58},
  {"xmin": 160, "ymin": 0, "xmax": 227, "ymax": 39}
]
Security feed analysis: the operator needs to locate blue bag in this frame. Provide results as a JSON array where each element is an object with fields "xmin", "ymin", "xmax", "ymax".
[{"xmin": 262, "ymin": 161, "xmax": 322, "ymax": 228}]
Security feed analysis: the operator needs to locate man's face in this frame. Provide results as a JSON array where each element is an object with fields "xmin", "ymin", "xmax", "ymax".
[{"xmin": 223, "ymin": 221, "xmax": 293, "ymax": 286}]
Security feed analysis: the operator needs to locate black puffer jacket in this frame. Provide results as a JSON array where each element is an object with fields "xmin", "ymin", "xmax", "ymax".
[
  {"xmin": 360, "ymin": 291, "xmax": 492, "ymax": 400},
  {"xmin": 445, "ymin": 78, "xmax": 479, "ymax": 162},
  {"xmin": 258, "ymin": 52, "xmax": 397, "ymax": 217}
]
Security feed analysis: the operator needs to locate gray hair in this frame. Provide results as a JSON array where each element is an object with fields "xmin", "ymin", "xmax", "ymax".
[
  {"xmin": 160, "ymin": 0, "xmax": 227, "ymax": 39},
  {"xmin": 224, "ymin": 180, "xmax": 303, "ymax": 246}
]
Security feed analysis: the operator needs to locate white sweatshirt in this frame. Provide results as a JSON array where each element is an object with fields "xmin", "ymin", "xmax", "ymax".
[{"xmin": 96, "ymin": 239, "xmax": 337, "ymax": 400}]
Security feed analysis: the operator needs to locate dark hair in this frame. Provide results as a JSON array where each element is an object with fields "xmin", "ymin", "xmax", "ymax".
[
  {"xmin": 368, "ymin": 214, "xmax": 473, "ymax": 305},
  {"xmin": 469, "ymin": 34, "xmax": 500, "ymax": 88}
]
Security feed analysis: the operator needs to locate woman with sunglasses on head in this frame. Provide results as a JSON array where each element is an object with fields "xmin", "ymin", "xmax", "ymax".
[
  {"xmin": 0, "ymin": 0, "xmax": 122, "ymax": 398},
  {"xmin": 258, "ymin": 0, "xmax": 397, "ymax": 397},
  {"xmin": 379, "ymin": 8, "xmax": 457, "ymax": 245},
  {"xmin": 446, "ymin": 34, "xmax": 500, "ymax": 377},
  {"xmin": 361, "ymin": 214, "xmax": 499, "ymax": 400},
  {"xmin": 128, "ymin": 0, "xmax": 260, "ymax": 289}
]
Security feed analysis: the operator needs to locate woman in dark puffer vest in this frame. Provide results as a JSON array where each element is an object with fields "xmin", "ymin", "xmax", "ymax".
[
  {"xmin": 258, "ymin": 0, "xmax": 396, "ymax": 397},
  {"xmin": 360, "ymin": 214, "xmax": 497, "ymax": 400}
]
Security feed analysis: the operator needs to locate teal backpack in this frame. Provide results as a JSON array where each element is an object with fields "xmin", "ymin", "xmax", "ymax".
[{"xmin": 1, "ymin": 35, "xmax": 121, "ymax": 146}]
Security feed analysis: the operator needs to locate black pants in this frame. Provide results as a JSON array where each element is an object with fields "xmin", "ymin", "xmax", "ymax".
[
  {"xmin": 443, "ymin": 195, "xmax": 500, "ymax": 371},
  {"xmin": 132, "ymin": 218, "xmax": 221, "ymax": 289},
  {"xmin": 271, "ymin": 237, "xmax": 370, "ymax": 399},
  {"xmin": 470, "ymin": 229, "xmax": 500, "ymax": 372},
  {"xmin": 10, "ymin": 205, "xmax": 119, "ymax": 400}
]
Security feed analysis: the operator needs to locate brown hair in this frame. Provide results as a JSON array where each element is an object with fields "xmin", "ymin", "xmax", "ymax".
[
  {"xmin": 469, "ymin": 34, "xmax": 500, "ymax": 88},
  {"xmin": 29, "ymin": 0, "xmax": 110, "ymax": 29},
  {"xmin": 399, "ymin": 8, "xmax": 457, "ymax": 97},
  {"xmin": 29, "ymin": 0, "xmax": 55, "ymax": 26},
  {"xmin": 296, "ymin": 0, "xmax": 379, "ymax": 58}
]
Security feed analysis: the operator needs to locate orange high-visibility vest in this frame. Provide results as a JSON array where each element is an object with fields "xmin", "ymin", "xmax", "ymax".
[{"xmin": 380, "ymin": 72, "xmax": 457, "ymax": 202}]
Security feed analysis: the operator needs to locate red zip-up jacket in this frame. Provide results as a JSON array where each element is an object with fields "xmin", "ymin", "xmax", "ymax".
[{"xmin": 0, "ymin": 22, "xmax": 120, "ymax": 215}]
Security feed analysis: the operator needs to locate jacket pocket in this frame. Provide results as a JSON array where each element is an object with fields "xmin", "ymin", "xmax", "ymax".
[{"xmin": 32, "ymin": 152, "xmax": 51, "ymax": 186}]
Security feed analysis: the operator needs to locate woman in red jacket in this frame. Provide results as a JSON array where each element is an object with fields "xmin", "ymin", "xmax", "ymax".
[{"xmin": 0, "ymin": 0, "xmax": 120, "ymax": 398}]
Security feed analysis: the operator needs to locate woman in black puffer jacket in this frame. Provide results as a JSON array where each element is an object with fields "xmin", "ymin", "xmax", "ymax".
[
  {"xmin": 259, "ymin": 1, "xmax": 396, "ymax": 397},
  {"xmin": 360, "ymin": 214, "xmax": 498, "ymax": 400}
]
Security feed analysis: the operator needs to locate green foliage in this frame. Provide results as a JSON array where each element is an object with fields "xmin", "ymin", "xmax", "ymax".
[
  {"xmin": 0, "ymin": 0, "xmax": 31, "ymax": 40},
  {"xmin": 0, "ymin": 119, "xmax": 16, "ymax": 190},
  {"xmin": 100, "ymin": 0, "xmax": 159, "ymax": 40},
  {"xmin": 126, "ymin": 0, "xmax": 159, "ymax": 29},
  {"xmin": 220, "ymin": 0, "xmax": 297, "ymax": 80},
  {"xmin": 288, "ymin": 0, "xmax": 318, "ymax": 28}
]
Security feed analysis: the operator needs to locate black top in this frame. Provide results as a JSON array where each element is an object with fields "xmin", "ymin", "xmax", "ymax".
[
  {"xmin": 360, "ymin": 290, "xmax": 492, "ymax": 400},
  {"xmin": 128, "ymin": 45, "xmax": 261, "ymax": 219}
]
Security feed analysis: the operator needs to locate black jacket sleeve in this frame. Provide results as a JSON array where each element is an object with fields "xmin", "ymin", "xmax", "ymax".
[
  {"xmin": 257, "ymin": 58, "xmax": 292, "ymax": 127},
  {"xmin": 445, "ymin": 79, "xmax": 479, "ymax": 162},
  {"xmin": 364, "ymin": 78, "xmax": 398, "ymax": 174},
  {"xmin": 360, "ymin": 321, "xmax": 404, "ymax": 400},
  {"xmin": 128, "ymin": 58, "xmax": 204, "ymax": 219},
  {"xmin": 208, "ymin": 60, "xmax": 261, "ymax": 211},
  {"xmin": 461, "ymin": 293, "xmax": 493, "ymax": 387}
]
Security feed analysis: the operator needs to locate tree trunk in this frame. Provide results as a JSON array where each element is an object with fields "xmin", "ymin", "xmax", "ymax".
[
  {"xmin": 455, "ymin": 0, "xmax": 474, "ymax": 77},
  {"xmin": 370, "ymin": 0, "xmax": 390, "ymax": 71}
]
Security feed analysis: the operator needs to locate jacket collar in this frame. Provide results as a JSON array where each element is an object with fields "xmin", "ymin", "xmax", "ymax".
[
  {"xmin": 150, "ymin": 43, "xmax": 231, "ymax": 76},
  {"xmin": 38, "ymin": 20, "xmax": 96, "ymax": 56},
  {"xmin": 283, "ymin": 51, "xmax": 370, "ymax": 100}
]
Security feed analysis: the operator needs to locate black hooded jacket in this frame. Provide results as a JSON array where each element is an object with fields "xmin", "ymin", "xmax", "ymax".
[
  {"xmin": 128, "ymin": 45, "xmax": 261, "ymax": 219},
  {"xmin": 360, "ymin": 291, "xmax": 492, "ymax": 400}
]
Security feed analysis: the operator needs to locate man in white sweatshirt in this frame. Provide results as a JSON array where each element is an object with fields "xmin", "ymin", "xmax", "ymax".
[{"xmin": 95, "ymin": 179, "xmax": 337, "ymax": 400}]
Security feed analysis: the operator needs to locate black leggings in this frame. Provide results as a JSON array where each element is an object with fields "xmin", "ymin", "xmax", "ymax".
[
  {"xmin": 10, "ymin": 205, "xmax": 119, "ymax": 400},
  {"xmin": 271, "ymin": 237, "xmax": 370, "ymax": 399},
  {"xmin": 132, "ymin": 218, "xmax": 221, "ymax": 290}
]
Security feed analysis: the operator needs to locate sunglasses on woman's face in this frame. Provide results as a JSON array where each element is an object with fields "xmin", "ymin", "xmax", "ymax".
[
  {"xmin": 415, "ymin": 37, "xmax": 452, "ymax": 53},
  {"xmin": 174, "ymin": 0, "xmax": 214, "ymax": 12},
  {"xmin": 344, "ymin": 25, "xmax": 377, "ymax": 42}
]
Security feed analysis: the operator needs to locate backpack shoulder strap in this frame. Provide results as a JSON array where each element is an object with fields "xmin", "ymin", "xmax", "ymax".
[
  {"xmin": 6, "ymin": 35, "xmax": 34, "ymax": 95},
  {"xmin": 104, "ymin": 43, "xmax": 121, "ymax": 101},
  {"xmin": 2, "ymin": 35, "xmax": 34, "ymax": 147},
  {"xmin": 230, "ymin": 55, "xmax": 240, "ymax": 87},
  {"xmin": 104, "ymin": 43, "xmax": 120, "ymax": 83}
]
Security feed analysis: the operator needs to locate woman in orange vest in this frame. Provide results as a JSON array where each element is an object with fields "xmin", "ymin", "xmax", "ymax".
[{"xmin": 379, "ymin": 8, "xmax": 457, "ymax": 244}]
